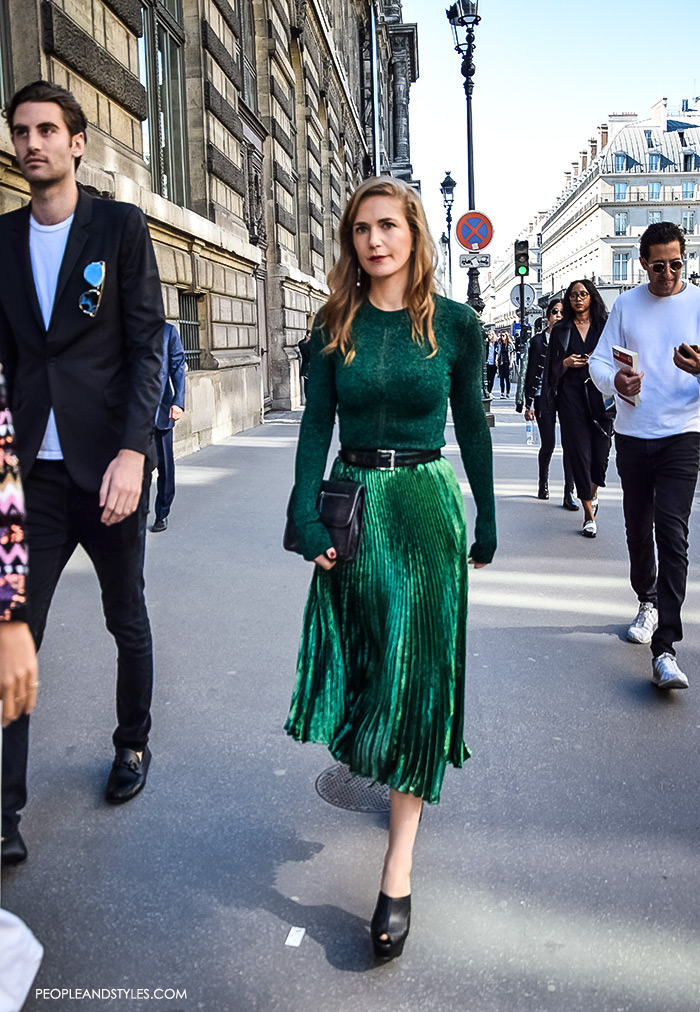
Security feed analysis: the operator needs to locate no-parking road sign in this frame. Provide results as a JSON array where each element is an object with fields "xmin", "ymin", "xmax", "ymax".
[{"xmin": 455, "ymin": 211, "xmax": 493, "ymax": 251}]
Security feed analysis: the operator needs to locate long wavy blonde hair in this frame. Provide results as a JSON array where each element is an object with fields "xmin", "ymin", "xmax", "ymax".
[{"xmin": 320, "ymin": 176, "xmax": 438, "ymax": 363}]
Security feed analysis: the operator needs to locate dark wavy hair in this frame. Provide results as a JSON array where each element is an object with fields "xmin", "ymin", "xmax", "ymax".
[
  {"xmin": 4, "ymin": 80, "xmax": 87, "ymax": 170},
  {"xmin": 640, "ymin": 221, "xmax": 685, "ymax": 261},
  {"xmin": 561, "ymin": 279, "xmax": 608, "ymax": 329}
]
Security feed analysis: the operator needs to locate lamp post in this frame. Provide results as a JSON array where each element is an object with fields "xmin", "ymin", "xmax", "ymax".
[
  {"xmin": 440, "ymin": 172, "xmax": 456, "ymax": 298},
  {"xmin": 440, "ymin": 231, "xmax": 449, "ymax": 290},
  {"xmin": 446, "ymin": 1, "xmax": 492, "ymax": 420},
  {"xmin": 446, "ymin": 1, "xmax": 484, "ymax": 316}
]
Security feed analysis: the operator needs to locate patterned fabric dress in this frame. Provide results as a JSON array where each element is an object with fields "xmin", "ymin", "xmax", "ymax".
[{"xmin": 285, "ymin": 295, "xmax": 496, "ymax": 803}]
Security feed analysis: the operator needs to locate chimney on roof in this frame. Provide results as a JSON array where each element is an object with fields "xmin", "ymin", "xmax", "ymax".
[
  {"xmin": 572, "ymin": 161, "xmax": 579, "ymax": 177},
  {"xmin": 564, "ymin": 171, "xmax": 571, "ymax": 187},
  {"xmin": 651, "ymin": 97, "xmax": 668, "ymax": 130},
  {"xmin": 589, "ymin": 137, "xmax": 597, "ymax": 159},
  {"xmin": 580, "ymin": 150, "xmax": 588, "ymax": 171},
  {"xmin": 599, "ymin": 123, "xmax": 608, "ymax": 149}
]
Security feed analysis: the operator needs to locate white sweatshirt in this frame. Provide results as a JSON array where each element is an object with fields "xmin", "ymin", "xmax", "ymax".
[{"xmin": 589, "ymin": 283, "xmax": 700, "ymax": 438}]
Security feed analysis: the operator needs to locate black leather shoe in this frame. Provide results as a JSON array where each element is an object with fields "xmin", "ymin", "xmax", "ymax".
[
  {"xmin": 105, "ymin": 746, "xmax": 151, "ymax": 804},
  {"xmin": 151, "ymin": 518, "xmax": 168, "ymax": 533},
  {"xmin": 537, "ymin": 482, "xmax": 549, "ymax": 500},
  {"xmin": 562, "ymin": 493, "xmax": 579, "ymax": 511},
  {"xmin": 371, "ymin": 891, "xmax": 411, "ymax": 960},
  {"xmin": 1, "ymin": 829, "xmax": 27, "ymax": 866}
]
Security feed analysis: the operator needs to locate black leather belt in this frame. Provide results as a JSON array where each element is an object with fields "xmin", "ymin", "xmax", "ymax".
[{"xmin": 339, "ymin": 448, "xmax": 442, "ymax": 471}]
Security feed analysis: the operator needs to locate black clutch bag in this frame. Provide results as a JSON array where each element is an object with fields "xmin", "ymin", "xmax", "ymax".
[{"xmin": 284, "ymin": 479, "xmax": 366, "ymax": 562}]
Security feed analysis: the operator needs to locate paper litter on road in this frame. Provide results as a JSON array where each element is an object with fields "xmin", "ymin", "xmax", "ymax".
[{"xmin": 285, "ymin": 927, "xmax": 306, "ymax": 947}]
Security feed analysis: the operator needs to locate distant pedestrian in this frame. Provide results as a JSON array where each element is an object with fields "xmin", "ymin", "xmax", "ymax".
[
  {"xmin": 590, "ymin": 221, "xmax": 700, "ymax": 690},
  {"xmin": 151, "ymin": 323, "xmax": 186, "ymax": 533},
  {"xmin": 298, "ymin": 328, "xmax": 311, "ymax": 402},
  {"xmin": 286, "ymin": 176, "xmax": 495, "ymax": 962},
  {"xmin": 486, "ymin": 333, "xmax": 498, "ymax": 393},
  {"xmin": 497, "ymin": 335, "xmax": 511, "ymax": 398},
  {"xmin": 0, "ymin": 80, "xmax": 163, "ymax": 862},
  {"xmin": 524, "ymin": 299, "xmax": 578, "ymax": 509},
  {"xmin": 549, "ymin": 279, "xmax": 612, "ymax": 537}
]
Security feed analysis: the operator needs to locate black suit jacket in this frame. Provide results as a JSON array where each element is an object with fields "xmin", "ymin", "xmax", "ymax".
[{"xmin": 0, "ymin": 187, "xmax": 164, "ymax": 490}]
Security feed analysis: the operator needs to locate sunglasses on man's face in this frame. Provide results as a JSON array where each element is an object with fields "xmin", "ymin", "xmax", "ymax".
[
  {"xmin": 79, "ymin": 261, "xmax": 106, "ymax": 317},
  {"xmin": 647, "ymin": 259, "xmax": 684, "ymax": 274}
]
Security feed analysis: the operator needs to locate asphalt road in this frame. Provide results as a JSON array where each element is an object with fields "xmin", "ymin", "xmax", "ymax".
[{"xmin": 3, "ymin": 397, "xmax": 700, "ymax": 1012}]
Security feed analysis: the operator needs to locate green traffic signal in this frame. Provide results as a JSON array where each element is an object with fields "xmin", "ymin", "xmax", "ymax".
[{"xmin": 514, "ymin": 239, "xmax": 530, "ymax": 278}]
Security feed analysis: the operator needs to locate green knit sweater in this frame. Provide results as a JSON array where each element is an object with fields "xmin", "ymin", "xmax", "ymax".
[{"xmin": 291, "ymin": 294, "xmax": 497, "ymax": 563}]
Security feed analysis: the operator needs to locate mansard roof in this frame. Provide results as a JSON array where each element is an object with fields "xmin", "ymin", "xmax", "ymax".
[{"xmin": 599, "ymin": 119, "xmax": 700, "ymax": 173}]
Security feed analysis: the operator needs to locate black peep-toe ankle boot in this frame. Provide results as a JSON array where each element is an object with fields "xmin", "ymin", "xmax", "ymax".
[{"xmin": 370, "ymin": 891, "xmax": 411, "ymax": 960}]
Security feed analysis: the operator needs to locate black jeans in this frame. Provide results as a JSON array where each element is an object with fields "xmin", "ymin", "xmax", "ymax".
[
  {"xmin": 2, "ymin": 460, "xmax": 153, "ymax": 835},
  {"xmin": 534, "ymin": 397, "xmax": 574, "ymax": 494},
  {"xmin": 154, "ymin": 426, "xmax": 175, "ymax": 521},
  {"xmin": 498, "ymin": 364, "xmax": 510, "ymax": 396},
  {"xmin": 615, "ymin": 432, "xmax": 700, "ymax": 657}
]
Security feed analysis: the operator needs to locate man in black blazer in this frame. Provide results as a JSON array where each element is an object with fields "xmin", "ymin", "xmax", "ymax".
[{"xmin": 0, "ymin": 80, "xmax": 164, "ymax": 864}]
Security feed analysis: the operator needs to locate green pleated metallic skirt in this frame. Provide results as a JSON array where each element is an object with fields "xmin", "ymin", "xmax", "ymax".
[{"xmin": 285, "ymin": 455, "xmax": 471, "ymax": 804}]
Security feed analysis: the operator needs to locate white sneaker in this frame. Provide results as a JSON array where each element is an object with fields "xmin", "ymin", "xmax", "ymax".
[
  {"xmin": 627, "ymin": 602, "xmax": 658, "ymax": 644},
  {"xmin": 651, "ymin": 652, "xmax": 689, "ymax": 690},
  {"xmin": 582, "ymin": 519, "xmax": 597, "ymax": 538}
]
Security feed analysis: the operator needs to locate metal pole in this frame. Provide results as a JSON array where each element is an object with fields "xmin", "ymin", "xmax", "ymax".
[
  {"xmin": 446, "ymin": 205, "xmax": 453, "ymax": 297},
  {"xmin": 463, "ymin": 30, "xmax": 476, "ymax": 211}
]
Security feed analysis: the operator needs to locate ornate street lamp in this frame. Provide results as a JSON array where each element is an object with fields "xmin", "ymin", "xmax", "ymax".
[
  {"xmin": 447, "ymin": 2, "xmax": 491, "ymax": 419},
  {"xmin": 440, "ymin": 172, "xmax": 456, "ymax": 297},
  {"xmin": 446, "ymin": 1, "xmax": 484, "ymax": 317}
]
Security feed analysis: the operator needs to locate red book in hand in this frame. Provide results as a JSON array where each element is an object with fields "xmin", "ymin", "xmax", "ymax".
[{"xmin": 612, "ymin": 345, "xmax": 640, "ymax": 407}]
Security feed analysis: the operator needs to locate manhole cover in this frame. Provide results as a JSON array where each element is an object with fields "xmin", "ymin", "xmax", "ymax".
[{"xmin": 315, "ymin": 763, "xmax": 390, "ymax": 812}]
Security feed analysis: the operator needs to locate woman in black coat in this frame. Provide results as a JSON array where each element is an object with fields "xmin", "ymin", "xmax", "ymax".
[
  {"xmin": 549, "ymin": 279, "xmax": 612, "ymax": 538},
  {"xmin": 524, "ymin": 299, "xmax": 577, "ymax": 509}
]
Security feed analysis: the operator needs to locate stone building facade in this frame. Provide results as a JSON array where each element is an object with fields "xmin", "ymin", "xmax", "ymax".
[{"xmin": 0, "ymin": 0, "xmax": 418, "ymax": 453}]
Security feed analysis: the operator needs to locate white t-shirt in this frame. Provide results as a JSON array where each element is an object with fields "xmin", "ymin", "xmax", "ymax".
[
  {"xmin": 589, "ymin": 282, "xmax": 700, "ymax": 438},
  {"xmin": 29, "ymin": 213, "xmax": 74, "ymax": 459}
]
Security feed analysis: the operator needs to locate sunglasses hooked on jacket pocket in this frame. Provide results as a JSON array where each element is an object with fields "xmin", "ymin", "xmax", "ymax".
[{"xmin": 79, "ymin": 261, "xmax": 106, "ymax": 317}]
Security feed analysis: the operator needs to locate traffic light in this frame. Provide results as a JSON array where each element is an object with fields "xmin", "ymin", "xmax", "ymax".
[{"xmin": 514, "ymin": 239, "xmax": 529, "ymax": 277}]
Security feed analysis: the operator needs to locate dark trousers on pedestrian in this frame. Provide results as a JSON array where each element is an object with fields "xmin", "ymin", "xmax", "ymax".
[
  {"xmin": 534, "ymin": 397, "xmax": 574, "ymax": 494},
  {"xmin": 498, "ymin": 364, "xmax": 510, "ymax": 396},
  {"xmin": 487, "ymin": 363, "xmax": 497, "ymax": 393},
  {"xmin": 154, "ymin": 426, "xmax": 175, "ymax": 521},
  {"xmin": 557, "ymin": 385, "xmax": 611, "ymax": 500},
  {"xmin": 1, "ymin": 460, "xmax": 153, "ymax": 836},
  {"xmin": 615, "ymin": 432, "xmax": 700, "ymax": 658}
]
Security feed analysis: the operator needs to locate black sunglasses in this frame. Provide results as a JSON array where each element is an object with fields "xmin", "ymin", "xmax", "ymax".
[{"xmin": 79, "ymin": 261, "xmax": 106, "ymax": 317}]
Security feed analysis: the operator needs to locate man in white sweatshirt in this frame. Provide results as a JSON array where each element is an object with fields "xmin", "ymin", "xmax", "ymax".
[{"xmin": 589, "ymin": 221, "xmax": 700, "ymax": 690}]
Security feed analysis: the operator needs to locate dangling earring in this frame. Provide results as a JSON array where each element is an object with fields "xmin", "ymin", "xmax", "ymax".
[{"xmin": 356, "ymin": 266, "xmax": 361, "ymax": 288}]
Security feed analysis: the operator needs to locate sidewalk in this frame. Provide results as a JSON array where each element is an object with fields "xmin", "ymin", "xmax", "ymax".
[{"xmin": 3, "ymin": 399, "xmax": 700, "ymax": 1012}]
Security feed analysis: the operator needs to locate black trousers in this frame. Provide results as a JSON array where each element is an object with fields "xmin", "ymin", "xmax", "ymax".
[
  {"xmin": 616, "ymin": 432, "xmax": 700, "ymax": 657},
  {"xmin": 154, "ymin": 426, "xmax": 175, "ymax": 521},
  {"xmin": 498, "ymin": 364, "xmax": 510, "ymax": 396},
  {"xmin": 1, "ymin": 460, "xmax": 153, "ymax": 836},
  {"xmin": 534, "ymin": 397, "xmax": 574, "ymax": 493},
  {"xmin": 486, "ymin": 363, "xmax": 497, "ymax": 393},
  {"xmin": 557, "ymin": 383, "xmax": 611, "ymax": 500}
]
